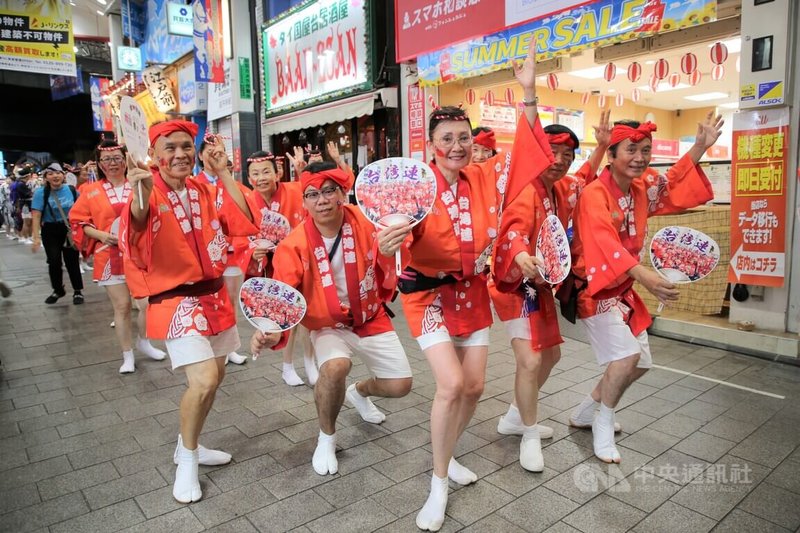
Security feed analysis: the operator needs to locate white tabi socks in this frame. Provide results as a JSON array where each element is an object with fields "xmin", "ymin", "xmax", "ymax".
[
  {"xmin": 312, "ymin": 430, "xmax": 338, "ymax": 475},
  {"xmin": 447, "ymin": 457, "xmax": 477, "ymax": 485},
  {"xmin": 173, "ymin": 442, "xmax": 202, "ymax": 503},
  {"xmin": 119, "ymin": 350, "xmax": 135, "ymax": 374},
  {"xmin": 282, "ymin": 362, "xmax": 304, "ymax": 386},
  {"xmin": 416, "ymin": 473, "xmax": 449, "ymax": 532},
  {"xmin": 520, "ymin": 425, "xmax": 544, "ymax": 472},
  {"xmin": 592, "ymin": 403, "xmax": 621, "ymax": 463},
  {"xmin": 135, "ymin": 337, "xmax": 166, "ymax": 361}
]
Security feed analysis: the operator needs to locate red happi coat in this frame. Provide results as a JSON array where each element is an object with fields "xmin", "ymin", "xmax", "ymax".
[
  {"xmin": 491, "ymin": 161, "xmax": 593, "ymax": 351},
  {"xmin": 271, "ymin": 205, "xmax": 403, "ymax": 345},
  {"xmin": 119, "ymin": 173, "xmax": 258, "ymax": 339},
  {"xmin": 69, "ymin": 180, "xmax": 139, "ymax": 283},
  {"xmin": 572, "ymin": 153, "xmax": 714, "ymax": 335},
  {"xmin": 399, "ymin": 115, "xmax": 554, "ymax": 338},
  {"xmin": 235, "ymin": 181, "xmax": 306, "ymax": 278}
]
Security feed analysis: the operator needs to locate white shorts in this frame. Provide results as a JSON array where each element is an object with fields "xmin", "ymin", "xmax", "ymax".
[
  {"xmin": 581, "ymin": 309, "xmax": 652, "ymax": 368},
  {"xmin": 416, "ymin": 326, "xmax": 491, "ymax": 352},
  {"xmin": 310, "ymin": 328, "xmax": 412, "ymax": 379},
  {"xmin": 503, "ymin": 318, "xmax": 531, "ymax": 341},
  {"xmin": 98, "ymin": 274, "xmax": 126, "ymax": 287},
  {"xmin": 164, "ymin": 326, "xmax": 240, "ymax": 370},
  {"xmin": 223, "ymin": 266, "xmax": 243, "ymax": 277}
]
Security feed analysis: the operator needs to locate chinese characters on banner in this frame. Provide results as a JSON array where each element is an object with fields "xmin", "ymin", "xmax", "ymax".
[
  {"xmin": 193, "ymin": 0, "xmax": 224, "ymax": 82},
  {"xmin": 0, "ymin": 1, "xmax": 76, "ymax": 76},
  {"xmin": 262, "ymin": 0, "xmax": 369, "ymax": 113},
  {"xmin": 142, "ymin": 65, "xmax": 177, "ymax": 113},
  {"xmin": 407, "ymin": 83, "xmax": 425, "ymax": 161},
  {"xmin": 415, "ymin": 0, "xmax": 716, "ymax": 86},
  {"xmin": 90, "ymin": 76, "xmax": 114, "ymax": 132},
  {"xmin": 728, "ymin": 107, "xmax": 789, "ymax": 287},
  {"xmin": 395, "ymin": 0, "xmax": 504, "ymax": 62}
]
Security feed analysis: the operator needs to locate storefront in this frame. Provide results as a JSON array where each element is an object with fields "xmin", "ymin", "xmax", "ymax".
[
  {"xmin": 396, "ymin": 0, "xmax": 800, "ymax": 359},
  {"xmin": 257, "ymin": 0, "xmax": 400, "ymax": 181}
]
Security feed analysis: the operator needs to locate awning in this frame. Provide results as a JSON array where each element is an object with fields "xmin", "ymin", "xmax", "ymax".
[{"xmin": 263, "ymin": 88, "xmax": 397, "ymax": 135}]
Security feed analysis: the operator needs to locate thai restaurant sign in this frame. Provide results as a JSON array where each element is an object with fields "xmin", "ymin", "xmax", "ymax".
[
  {"xmin": 262, "ymin": 0, "xmax": 371, "ymax": 115},
  {"xmin": 415, "ymin": 0, "xmax": 717, "ymax": 86},
  {"xmin": 728, "ymin": 107, "xmax": 789, "ymax": 287}
]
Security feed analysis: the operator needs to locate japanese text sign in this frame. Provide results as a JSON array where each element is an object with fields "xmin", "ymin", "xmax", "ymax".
[
  {"xmin": 407, "ymin": 83, "xmax": 425, "ymax": 161},
  {"xmin": 142, "ymin": 66, "xmax": 177, "ymax": 113},
  {"xmin": 262, "ymin": 0, "xmax": 370, "ymax": 113},
  {"xmin": 728, "ymin": 107, "xmax": 789, "ymax": 287},
  {"xmin": 0, "ymin": 2, "xmax": 76, "ymax": 76}
]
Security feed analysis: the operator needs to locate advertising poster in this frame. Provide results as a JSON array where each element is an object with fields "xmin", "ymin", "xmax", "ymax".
[
  {"xmin": 177, "ymin": 60, "xmax": 207, "ymax": 114},
  {"xmin": 193, "ymin": 0, "xmax": 224, "ymax": 82},
  {"xmin": 0, "ymin": 0, "xmax": 76, "ymax": 76},
  {"xmin": 143, "ymin": 0, "xmax": 192, "ymax": 66},
  {"xmin": 407, "ymin": 83, "xmax": 425, "ymax": 161},
  {"xmin": 50, "ymin": 65, "xmax": 83, "ymax": 100},
  {"xmin": 417, "ymin": 0, "xmax": 717, "ymax": 86},
  {"xmin": 90, "ymin": 76, "xmax": 114, "ymax": 132},
  {"xmin": 262, "ymin": 0, "xmax": 370, "ymax": 113},
  {"xmin": 728, "ymin": 107, "xmax": 789, "ymax": 287},
  {"xmin": 121, "ymin": 0, "xmax": 146, "ymax": 44}
]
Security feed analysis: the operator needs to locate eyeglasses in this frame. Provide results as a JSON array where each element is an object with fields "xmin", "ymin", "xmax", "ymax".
[
  {"xmin": 303, "ymin": 185, "xmax": 341, "ymax": 202},
  {"xmin": 434, "ymin": 134, "xmax": 472, "ymax": 148},
  {"xmin": 99, "ymin": 156, "xmax": 124, "ymax": 164}
]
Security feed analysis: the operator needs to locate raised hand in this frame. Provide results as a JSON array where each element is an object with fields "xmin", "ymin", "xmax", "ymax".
[
  {"xmin": 593, "ymin": 109, "xmax": 612, "ymax": 148},
  {"xmin": 326, "ymin": 141, "xmax": 341, "ymax": 164},
  {"xmin": 694, "ymin": 111, "xmax": 724, "ymax": 151},
  {"xmin": 513, "ymin": 43, "xmax": 537, "ymax": 91},
  {"xmin": 286, "ymin": 146, "xmax": 307, "ymax": 176}
]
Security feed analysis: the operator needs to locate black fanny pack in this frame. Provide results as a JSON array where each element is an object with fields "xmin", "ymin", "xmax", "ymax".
[
  {"xmin": 149, "ymin": 277, "xmax": 224, "ymax": 304},
  {"xmin": 554, "ymin": 273, "xmax": 585, "ymax": 324},
  {"xmin": 397, "ymin": 267, "xmax": 457, "ymax": 294}
]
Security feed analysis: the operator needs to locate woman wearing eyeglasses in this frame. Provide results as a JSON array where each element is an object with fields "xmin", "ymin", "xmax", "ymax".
[
  {"xmin": 69, "ymin": 139, "xmax": 166, "ymax": 374},
  {"xmin": 400, "ymin": 46, "xmax": 555, "ymax": 532}
]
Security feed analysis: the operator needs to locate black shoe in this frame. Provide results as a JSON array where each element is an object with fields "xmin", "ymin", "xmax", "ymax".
[
  {"xmin": 73, "ymin": 292, "xmax": 84, "ymax": 305},
  {"xmin": 45, "ymin": 289, "xmax": 66, "ymax": 304},
  {"xmin": 0, "ymin": 281, "xmax": 10, "ymax": 298}
]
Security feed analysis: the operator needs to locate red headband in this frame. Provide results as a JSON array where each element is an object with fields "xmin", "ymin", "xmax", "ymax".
[
  {"xmin": 546, "ymin": 132, "xmax": 576, "ymax": 149},
  {"xmin": 300, "ymin": 168, "xmax": 350, "ymax": 193},
  {"xmin": 609, "ymin": 122, "xmax": 658, "ymax": 146},
  {"xmin": 149, "ymin": 120, "xmax": 199, "ymax": 147},
  {"xmin": 247, "ymin": 153, "xmax": 275, "ymax": 163},
  {"xmin": 473, "ymin": 130, "xmax": 496, "ymax": 151}
]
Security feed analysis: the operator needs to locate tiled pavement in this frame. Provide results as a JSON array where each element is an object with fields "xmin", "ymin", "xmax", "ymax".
[{"xmin": 2, "ymin": 235, "xmax": 800, "ymax": 533}]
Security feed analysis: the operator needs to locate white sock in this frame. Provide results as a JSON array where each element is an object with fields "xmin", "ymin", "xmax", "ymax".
[
  {"xmin": 416, "ymin": 474, "xmax": 449, "ymax": 531},
  {"xmin": 312, "ymin": 430, "xmax": 337, "ymax": 475},
  {"xmin": 226, "ymin": 351, "xmax": 247, "ymax": 365},
  {"xmin": 304, "ymin": 354, "xmax": 319, "ymax": 386},
  {"xmin": 282, "ymin": 362, "xmax": 304, "ymax": 386},
  {"xmin": 346, "ymin": 383, "xmax": 385, "ymax": 424},
  {"xmin": 520, "ymin": 425, "xmax": 544, "ymax": 472},
  {"xmin": 119, "ymin": 350, "xmax": 135, "ymax": 374},
  {"xmin": 505, "ymin": 403, "xmax": 523, "ymax": 426},
  {"xmin": 447, "ymin": 457, "xmax": 477, "ymax": 485},
  {"xmin": 593, "ymin": 403, "xmax": 620, "ymax": 463},
  {"xmin": 136, "ymin": 337, "xmax": 166, "ymax": 361},
  {"xmin": 571, "ymin": 395, "xmax": 599, "ymax": 424},
  {"xmin": 173, "ymin": 442, "xmax": 202, "ymax": 503}
]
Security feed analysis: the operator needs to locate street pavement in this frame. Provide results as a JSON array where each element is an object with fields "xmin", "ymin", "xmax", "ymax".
[{"xmin": 1, "ymin": 234, "xmax": 800, "ymax": 533}]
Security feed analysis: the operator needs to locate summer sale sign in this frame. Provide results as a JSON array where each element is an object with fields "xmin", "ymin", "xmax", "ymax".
[
  {"xmin": 262, "ymin": 0, "xmax": 371, "ymax": 114},
  {"xmin": 417, "ymin": 0, "xmax": 716, "ymax": 86}
]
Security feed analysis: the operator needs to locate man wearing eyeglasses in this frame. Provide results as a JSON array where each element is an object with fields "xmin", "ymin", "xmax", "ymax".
[{"xmin": 251, "ymin": 161, "xmax": 414, "ymax": 477}]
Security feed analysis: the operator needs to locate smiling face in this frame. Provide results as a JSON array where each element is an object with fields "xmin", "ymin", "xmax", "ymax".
[
  {"xmin": 250, "ymin": 160, "xmax": 278, "ymax": 196},
  {"xmin": 303, "ymin": 178, "xmax": 346, "ymax": 226},
  {"xmin": 471, "ymin": 143, "xmax": 493, "ymax": 164},
  {"xmin": 427, "ymin": 120, "xmax": 473, "ymax": 174},
  {"xmin": 608, "ymin": 138, "xmax": 652, "ymax": 182},
  {"xmin": 44, "ymin": 169, "xmax": 65, "ymax": 189},
  {"xmin": 150, "ymin": 132, "xmax": 196, "ymax": 181},
  {"xmin": 541, "ymin": 144, "xmax": 575, "ymax": 186},
  {"xmin": 98, "ymin": 149, "xmax": 126, "ymax": 181}
]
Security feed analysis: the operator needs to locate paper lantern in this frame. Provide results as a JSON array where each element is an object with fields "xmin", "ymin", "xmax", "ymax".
[
  {"xmin": 484, "ymin": 90, "xmax": 495, "ymax": 106},
  {"xmin": 580, "ymin": 92, "xmax": 590, "ymax": 105},
  {"xmin": 654, "ymin": 58, "xmax": 669, "ymax": 80},
  {"xmin": 465, "ymin": 88, "xmax": 476, "ymax": 105},
  {"xmin": 598, "ymin": 94, "xmax": 607, "ymax": 108},
  {"xmin": 668, "ymin": 72, "xmax": 681, "ymax": 88},
  {"xmin": 615, "ymin": 93, "xmax": 624, "ymax": 107},
  {"xmin": 648, "ymin": 74, "xmax": 660, "ymax": 92},
  {"xmin": 711, "ymin": 64, "xmax": 725, "ymax": 81},
  {"xmin": 627, "ymin": 61, "xmax": 642, "ymax": 82},
  {"xmin": 604, "ymin": 63, "xmax": 616, "ymax": 82},
  {"xmin": 631, "ymin": 88, "xmax": 641, "ymax": 103},
  {"xmin": 710, "ymin": 41, "xmax": 728, "ymax": 65},
  {"xmin": 689, "ymin": 70, "xmax": 702, "ymax": 86},
  {"xmin": 680, "ymin": 52, "xmax": 698, "ymax": 74},
  {"xmin": 505, "ymin": 87, "xmax": 515, "ymax": 105},
  {"xmin": 546, "ymin": 73, "xmax": 559, "ymax": 91}
]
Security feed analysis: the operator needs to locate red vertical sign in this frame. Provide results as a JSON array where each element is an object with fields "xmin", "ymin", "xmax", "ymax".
[
  {"xmin": 407, "ymin": 83, "xmax": 426, "ymax": 162},
  {"xmin": 729, "ymin": 108, "xmax": 789, "ymax": 287}
]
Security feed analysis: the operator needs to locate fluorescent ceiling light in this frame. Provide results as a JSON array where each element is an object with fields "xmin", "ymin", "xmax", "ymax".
[
  {"xmin": 96, "ymin": 9, "xmax": 103, "ymax": 15},
  {"xmin": 97, "ymin": 0, "xmax": 107, "ymax": 4},
  {"xmin": 708, "ymin": 38, "xmax": 741, "ymax": 54},
  {"xmin": 718, "ymin": 102, "xmax": 739, "ymax": 109},
  {"xmin": 638, "ymin": 82, "xmax": 690, "ymax": 93},
  {"xmin": 684, "ymin": 92, "xmax": 729, "ymax": 101},
  {"xmin": 566, "ymin": 66, "xmax": 606, "ymax": 79}
]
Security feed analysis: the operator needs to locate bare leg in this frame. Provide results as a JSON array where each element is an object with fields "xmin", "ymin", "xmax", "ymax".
[
  {"xmin": 315, "ymin": 358, "xmax": 351, "ymax": 435},
  {"xmin": 180, "ymin": 357, "xmax": 225, "ymax": 449},
  {"xmin": 105, "ymin": 283, "xmax": 133, "ymax": 352}
]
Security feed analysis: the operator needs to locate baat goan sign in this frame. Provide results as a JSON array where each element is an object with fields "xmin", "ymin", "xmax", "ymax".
[
  {"xmin": 417, "ymin": 0, "xmax": 717, "ymax": 86},
  {"xmin": 262, "ymin": 0, "xmax": 370, "ymax": 114}
]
